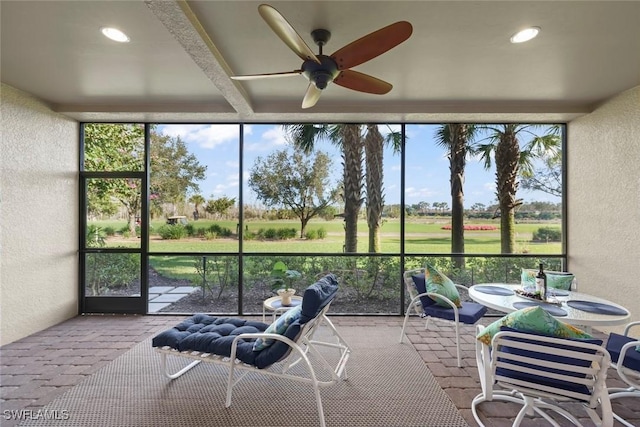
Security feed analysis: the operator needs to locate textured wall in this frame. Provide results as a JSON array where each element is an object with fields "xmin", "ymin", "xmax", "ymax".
[
  {"xmin": 567, "ymin": 86, "xmax": 640, "ymax": 333},
  {"xmin": 1, "ymin": 84, "xmax": 79, "ymax": 345}
]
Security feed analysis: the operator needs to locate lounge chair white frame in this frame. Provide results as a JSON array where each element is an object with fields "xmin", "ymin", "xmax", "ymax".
[
  {"xmin": 472, "ymin": 324, "xmax": 613, "ymax": 427},
  {"xmin": 154, "ymin": 304, "xmax": 350, "ymax": 427},
  {"xmin": 607, "ymin": 320, "xmax": 640, "ymax": 427},
  {"xmin": 399, "ymin": 268, "xmax": 483, "ymax": 367}
]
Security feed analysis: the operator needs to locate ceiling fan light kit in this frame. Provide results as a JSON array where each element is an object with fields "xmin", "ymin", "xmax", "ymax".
[{"xmin": 230, "ymin": 3, "xmax": 413, "ymax": 109}]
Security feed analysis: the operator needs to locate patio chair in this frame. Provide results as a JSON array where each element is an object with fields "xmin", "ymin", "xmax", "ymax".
[
  {"xmin": 399, "ymin": 268, "xmax": 487, "ymax": 367},
  {"xmin": 152, "ymin": 273, "xmax": 350, "ymax": 427},
  {"xmin": 605, "ymin": 321, "xmax": 640, "ymax": 427},
  {"xmin": 472, "ymin": 324, "xmax": 613, "ymax": 427}
]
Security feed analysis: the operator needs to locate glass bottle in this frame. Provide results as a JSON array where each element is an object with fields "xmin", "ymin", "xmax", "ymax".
[{"xmin": 535, "ymin": 263, "xmax": 547, "ymax": 301}]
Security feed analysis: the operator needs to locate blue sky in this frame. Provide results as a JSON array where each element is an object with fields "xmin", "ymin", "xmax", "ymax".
[{"xmin": 158, "ymin": 124, "xmax": 561, "ymax": 209}]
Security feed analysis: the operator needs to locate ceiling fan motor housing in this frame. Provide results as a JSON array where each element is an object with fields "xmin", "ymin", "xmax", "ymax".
[{"xmin": 302, "ymin": 55, "xmax": 339, "ymax": 89}]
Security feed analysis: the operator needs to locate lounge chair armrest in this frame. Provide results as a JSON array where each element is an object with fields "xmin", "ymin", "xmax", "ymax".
[
  {"xmin": 230, "ymin": 332, "xmax": 299, "ymax": 354},
  {"xmin": 412, "ymin": 292, "xmax": 460, "ymax": 312},
  {"xmin": 615, "ymin": 339, "xmax": 640, "ymax": 389},
  {"xmin": 623, "ymin": 321, "xmax": 640, "ymax": 337},
  {"xmin": 474, "ymin": 325, "xmax": 492, "ymax": 395}
]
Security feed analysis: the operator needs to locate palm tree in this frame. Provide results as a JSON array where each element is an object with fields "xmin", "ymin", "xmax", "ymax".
[
  {"xmin": 475, "ymin": 124, "xmax": 560, "ymax": 253},
  {"xmin": 434, "ymin": 124, "xmax": 476, "ymax": 268},
  {"xmin": 283, "ymin": 124, "xmax": 364, "ymax": 253},
  {"xmin": 364, "ymin": 125, "xmax": 402, "ymax": 253},
  {"xmin": 188, "ymin": 194, "xmax": 205, "ymax": 220}
]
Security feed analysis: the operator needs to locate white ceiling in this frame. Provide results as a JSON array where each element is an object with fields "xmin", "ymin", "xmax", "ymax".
[{"xmin": 2, "ymin": 0, "xmax": 639, "ymax": 123}]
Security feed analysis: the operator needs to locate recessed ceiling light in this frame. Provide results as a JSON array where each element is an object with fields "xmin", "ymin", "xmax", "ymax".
[
  {"xmin": 101, "ymin": 27, "xmax": 130, "ymax": 43},
  {"xmin": 510, "ymin": 27, "xmax": 540, "ymax": 44}
]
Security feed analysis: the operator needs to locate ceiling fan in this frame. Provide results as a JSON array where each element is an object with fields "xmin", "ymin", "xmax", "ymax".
[{"xmin": 230, "ymin": 4, "xmax": 413, "ymax": 109}]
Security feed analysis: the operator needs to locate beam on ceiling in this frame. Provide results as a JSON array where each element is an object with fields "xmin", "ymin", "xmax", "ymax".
[{"xmin": 144, "ymin": 0, "xmax": 254, "ymax": 117}]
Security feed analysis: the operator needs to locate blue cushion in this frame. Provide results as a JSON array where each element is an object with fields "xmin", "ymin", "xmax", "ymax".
[
  {"xmin": 299, "ymin": 273, "xmax": 339, "ymax": 323},
  {"xmin": 424, "ymin": 301, "xmax": 487, "ymax": 324},
  {"xmin": 152, "ymin": 275, "xmax": 340, "ymax": 370},
  {"xmin": 606, "ymin": 333, "xmax": 640, "ymax": 372},
  {"xmin": 411, "ymin": 274, "xmax": 437, "ymax": 308},
  {"xmin": 496, "ymin": 326, "xmax": 603, "ymax": 395}
]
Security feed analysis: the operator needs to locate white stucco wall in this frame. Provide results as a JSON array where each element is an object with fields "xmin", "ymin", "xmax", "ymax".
[
  {"xmin": 567, "ymin": 86, "xmax": 640, "ymax": 333},
  {"xmin": 1, "ymin": 84, "xmax": 79, "ymax": 345}
]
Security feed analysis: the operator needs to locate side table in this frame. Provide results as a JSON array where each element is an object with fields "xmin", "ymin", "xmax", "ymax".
[{"xmin": 262, "ymin": 295, "xmax": 303, "ymax": 322}]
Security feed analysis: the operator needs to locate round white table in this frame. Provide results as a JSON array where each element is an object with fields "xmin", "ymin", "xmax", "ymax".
[
  {"xmin": 469, "ymin": 283, "xmax": 630, "ymax": 329},
  {"xmin": 262, "ymin": 295, "xmax": 303, "ymax": 322}
]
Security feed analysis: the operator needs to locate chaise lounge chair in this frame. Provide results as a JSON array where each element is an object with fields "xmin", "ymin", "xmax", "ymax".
[{"xmin": 152, "ymin": 273, "xmax": 350, "ymax": 427}]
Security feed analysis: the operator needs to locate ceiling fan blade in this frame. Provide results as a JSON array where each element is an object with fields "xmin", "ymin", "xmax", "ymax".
[
  {"xmin": 330, "ymin": 21, "xmax": 413, "ymax": 70},
  {"xmin": 302, "ymin": 83, "xmax": 322, "ymax": 109},
  {"xmin": 258, "ymin": 4, "xmax": 321, "ymax": 64},
  {"xmin": 333, "ymin": 70, "xmax": 392, "ymax": 94},
  {"xmin": 231, "ymin": 70, "xmax": 303, "ymax": 80}
]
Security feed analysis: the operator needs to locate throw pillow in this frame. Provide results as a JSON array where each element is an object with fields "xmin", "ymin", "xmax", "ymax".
[
  {"xmin": 423, "ymin": 264, "xmax": 462, "ymax": 308},
  {"xmin": 521, "ymin": 268, "xmax": 575, "ymax": 290},
  {"xmin": 476, "ymin": 306, "xmax": 592, "ymax": 346},
  {"xmin": 253, "ymin": 305, "xmax": 302, "ymax": 352}
]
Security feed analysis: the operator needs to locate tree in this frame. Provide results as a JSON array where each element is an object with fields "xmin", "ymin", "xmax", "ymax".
[
  {"xmin": 520, "ymin": 150, "xmax": 562, "ymax": 197},
  {"xmin": 283, "ymin": 124, "xmax": 364, "ymax": 252},
  {"xmin": 84, "ymin": 124, "xmax": 145, "ymax": 234},
  {"xmin": 470, "ymin": 203, "xmax": 486, "ymax": 212},
  {"xmin": 476, "ymin": 124, "xmax": 560, "ymax": 253},
  {"xmin": 84, "ymin": 124, "xmax": 207, "ymax": 234},
  {"xmin": 188, "ymin": 194, "xmax": 206, "ymax": 219},
  {"xmin": 204, "ymin": 196, "xmax": 236, "ymax": 219},
  {"xmin": 248, "ymin": 149, "xmax": 339, "ymax": 238},
  {"xmin": 150, "ymin": 129, "xmax": 207, "ymax": 215},
  {"xmin": 364, "ymin": 125, "xmax": 402, "ymax": 253},
  {"xmin": 434, "ymin": 124, "xmax": 477, "ymax": 267}
]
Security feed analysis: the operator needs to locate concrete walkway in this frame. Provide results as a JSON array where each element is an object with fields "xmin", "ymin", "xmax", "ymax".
[{"xmin": 147, "ymin": 286, "xmax": 198, "ymax": 313}]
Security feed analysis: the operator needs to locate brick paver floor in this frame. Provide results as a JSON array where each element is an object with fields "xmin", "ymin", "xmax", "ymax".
[{"xmin": 1, "ymin": 314, "xmax": 638, "ymax": 427}]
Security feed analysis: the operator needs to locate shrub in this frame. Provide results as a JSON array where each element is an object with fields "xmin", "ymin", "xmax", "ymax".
[
  {"xmin": 263, "ymin": 228, "xmax": 277, "ymax": 239},
  {"xmin": 157, "ymin": 224, "xmax": 187, "ymax": 239},
  {"xmin": 277, "ymin": 227, "xmax": 297, "ymax": 240},
  {"xmin": 532, "ymin": 227, "xmax": 561, "ymax": 242},
  {"xmin": 317, "ymin": 228, "xmax": 327, "ymax": 239},
  {"xmin": 85, "ymin": 252, "xmax": 138, "ymax": 296},
  {"xmin": 103, "ymin": 226, "xmax": 116, "ymax": 236},
  {"xmin": 305, "ymin": 229, "xmax": 318, "ymax": 240},
  {"xmin": 86, "ymin": 224, "xmax": 106, "ymax": 247},
  {"xmin": 208, "ymin": 224, "xmax": 233, "ymax": 237}
]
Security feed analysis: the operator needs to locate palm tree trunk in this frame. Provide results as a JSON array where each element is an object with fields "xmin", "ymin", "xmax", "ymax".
[
  {"xmin": 495, "ymin": 131, "xmax": 520, "ymax": 253},
  {"xmin": 449, "ymin": 124, "xmax": 467, "ymax": 268},
  {"xmin": 365, "ymin": 125, "xmax": 384, "ymax": 253},
  {"xmin": 342, "ymin": 125, "xmax": 363, "ymax": 253}
]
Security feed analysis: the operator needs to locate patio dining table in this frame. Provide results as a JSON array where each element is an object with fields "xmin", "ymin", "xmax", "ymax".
[{"xmin": 469, "ymin": 283, "xmax": 631, "ymax": 330}]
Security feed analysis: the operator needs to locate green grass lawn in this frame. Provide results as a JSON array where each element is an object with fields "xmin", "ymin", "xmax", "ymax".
[{"xmin": 92, "ymin": 217, "xmax": 562, "ymax": 254}]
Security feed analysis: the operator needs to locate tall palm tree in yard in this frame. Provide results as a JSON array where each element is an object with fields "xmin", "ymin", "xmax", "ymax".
[
  {"xmin": 188, "ymin": 194, "xmax": 205, "ymax": 219},
  {"xmin": 283, "ymin": 124, "xmax": 364, "ymax": 253},
  {"xmin": 476, "ymin": 124, "xmax": 560, "ymax": 253},
  {"xmin": 435, "ymin": 124, "xmax": 476, "ymax": 268},
  {"xmin": 364, "ymin": 125, "xmax": 402, "ymax": 253}
]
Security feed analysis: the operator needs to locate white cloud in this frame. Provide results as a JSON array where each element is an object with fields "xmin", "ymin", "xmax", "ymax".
[
  {"xmin": 262, "ymin": 127, "xmax": 287, "ymax": 146},
  {"xmin": 405, "ymin": 186, "xmax": 438, "ymax": 199},
  {"xmin": 245, "ymin": 125, "xmax": 288, "ymax": 152},
  {"xmin": 159, "ymin": 124, "xmax": 240, "ymax": 149}
]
